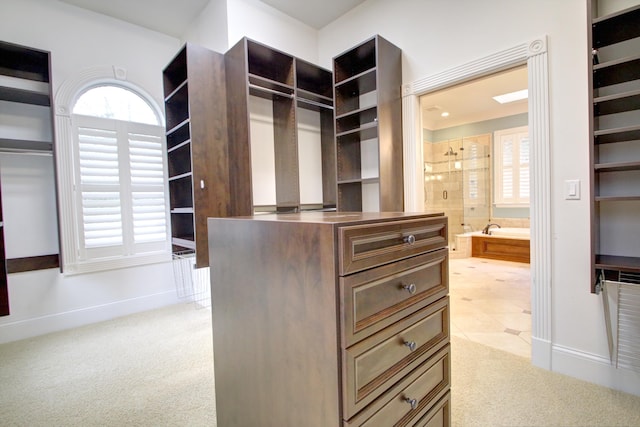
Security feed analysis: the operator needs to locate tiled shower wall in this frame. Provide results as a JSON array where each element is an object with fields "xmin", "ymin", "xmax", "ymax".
[{"xmin": 424, "ymin": 134, "xmax": 491, "ymax": 248}]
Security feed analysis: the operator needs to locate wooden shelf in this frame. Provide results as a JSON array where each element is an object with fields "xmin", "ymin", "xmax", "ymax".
[
  {"xmin": 0, "ymin": 138, "xmax": 52, "ymax": 153},
  {"xmin": 594, "ymin": 124, "xmax": 640, "ymax": 144},
  {"xmin": 592, "ymin": 4, "xmax": 640, "ymax": 49},
  {"xmin": 594, "ymin": 89, "xmax": 640, "ymax": 116},
  {"xmin": 0, "ymin": 86, "xmax": 50, "ymax": 106},
  {"xmin": 593, "ymin": 53, "xmax": 640, "ymax": 88},
  {"xmin": 596, "ymin": 254, "xmax": 640, "ymax": 274}
]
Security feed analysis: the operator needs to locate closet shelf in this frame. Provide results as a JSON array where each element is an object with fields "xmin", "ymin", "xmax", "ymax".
[
  {"xmin": 592, "ymin": 4, "xmax": 640, "ymax": 48},
  {"xmin": 168, "ymin": 171, "xmax": 193, "ymax": 181},
  {"xmin": 0, "ymin": 138, "xmax": 52, "ymax": 153},
  {"xmin": 336, "ymin": 122, "xmax": 378, "ymax": 141},
  {"xmin": 337, "ymin": 177, "xmax": 380, "ymax": 185},
  {"xmin": 172, "ymin": 237, "xmax": 196, "ymax": 250},
  {"xmin": 164, "ymin": 79, "xmax": 188, "ymax": 102},
  {"xmin": 594, "ymin": 124, "xmax": 640, "ymax": 144},
  {"xmin": 166, "ymin": 118, "xmax": 190, "ymax": 136},
  {"xmin": 0, "ymin": 86, "xmax": 50, "ymax": 106},
  {"xmin": 171, "ymin": 207, "xmax": 194, "ymax": 214},
  {"xmin": 594, "ymin": 89, "xmax": 640, "ymax": 116},
  {"xmin": 596, "ymin": 254, "xmax": 640, "ymax": 273},
  {"xmin": 593, "ymin": 53, "xmax": 640, "ymax": 88},
  {"xmin": 167, "ymin": 139, "xmax": 191, "ymax": 153}
]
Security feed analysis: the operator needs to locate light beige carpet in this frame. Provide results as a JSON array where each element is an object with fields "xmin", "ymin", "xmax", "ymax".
[{"xmin": 1, "ymin": 303, "xmax": 639, "ymax": 426}]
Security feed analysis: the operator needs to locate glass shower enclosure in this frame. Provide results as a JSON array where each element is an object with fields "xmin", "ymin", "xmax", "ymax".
[{"xmin": 423, "ymin": 133, "xmax": 491, "ymax": 250}]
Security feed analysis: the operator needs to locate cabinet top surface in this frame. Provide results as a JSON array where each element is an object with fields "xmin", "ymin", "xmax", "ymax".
[{"xmin": 210, "ymin": 211, "xmax": 445, "ymax": 225}]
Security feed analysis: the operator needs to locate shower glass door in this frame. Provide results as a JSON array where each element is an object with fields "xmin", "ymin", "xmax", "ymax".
[{"xmin": 424, "ymin": 133, "xmax": 491, "ymax": 249}]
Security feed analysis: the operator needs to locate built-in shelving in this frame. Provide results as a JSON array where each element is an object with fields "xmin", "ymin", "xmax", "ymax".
[
  {"xmin": 333, "ymin": 35, "xmax": 403, "ymax": 212},
  {"xmin": 0, "ymin": 40, "xmax": 61, "ymax": 316},
  {"xmin": 0, "ymin": 41, "xmax": 55, "ymax": 154},
  {"xmin": 589, "ymin": 2, "xmax": 640, "ymax": 292},
  {"xmin": 225, "ymin": 37, "xmax": 336, "ymax": 214},
  {"xmin": 162, "ymin": 43, "xmax": 230, "ymax": 268}
]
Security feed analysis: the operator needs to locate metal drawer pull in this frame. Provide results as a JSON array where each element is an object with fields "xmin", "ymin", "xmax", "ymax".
[
  {"xmin": 404, "ymin": 397, "xmax": 418, "ymax": 410},
  {"xmin": 403, "ymin": 340, "xmax": 417, "ymax": 351},
  {"xmin": 402, "ymin": 283, "xmax": 417, "ymax": 295},
  {"xmin": 403, "ymin": 234, "xmax": 416, "ymax": 245}
]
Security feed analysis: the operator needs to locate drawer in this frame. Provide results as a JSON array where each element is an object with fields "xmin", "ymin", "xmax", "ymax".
[
  {"xmin": 342, "ymin": 298, "xmax": 449, "ymax": 419},
  {"xmin": 345, "ymin": 345, "xmax": 451, "ymax": 427},
  {"xmin": 339, "ymin": 216, "xmax": 447, "ymax": 275},
  {"xmin": 413, "ymin": 392, "xmax": 451, "ymax": 427},
  {"xmin": 341, "ymin": 248, "xmax": 448, "ymax": 346}
]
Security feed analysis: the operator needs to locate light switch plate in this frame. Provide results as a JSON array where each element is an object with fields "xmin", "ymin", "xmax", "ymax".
[{"xmin": 565, "ymin": 179, "xmax": 580, "ymax": 200}]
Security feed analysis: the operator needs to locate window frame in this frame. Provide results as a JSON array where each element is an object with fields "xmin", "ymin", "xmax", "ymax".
[{"xmin": 54, "ymin": 68, "xmax": 171, "ymax": 275}]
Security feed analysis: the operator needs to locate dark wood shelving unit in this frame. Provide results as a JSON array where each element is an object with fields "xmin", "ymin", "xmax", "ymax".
[
  {"xmin": 0, "ymin": 40, "xmax": 62, "ymax": 316},
  {"xmin": 333, "ymin": 35, "xmax": 403, "ymax": 212},
  {"xmin": 225, "ymin": 37, "xmax": 336, "ymax": 214},
  {"xmin": 589, "ymin": 2, "xmax": 640, "ymax": 292},
  {"xmin": 162, "ymin": 43, "xmax": 230, "ymax": 268}
]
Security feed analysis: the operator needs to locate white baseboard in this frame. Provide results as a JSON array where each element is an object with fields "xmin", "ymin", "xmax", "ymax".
[
  {"xmin": 0, "ymin": 290, "xmax": 180, "ymax": 344},
  {"xmin": 552, "ymin": 343, "xmax": 640, "ymax": 397},
  {"xmin": 531, "ymin": 336, "xmax": 552, "ymax": 370}
]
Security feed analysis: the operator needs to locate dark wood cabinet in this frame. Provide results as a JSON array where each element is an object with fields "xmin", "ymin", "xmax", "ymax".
[
  {"xmin": 333, "ymin": 35, "xmax": 403, "ymax": 212},
  {"xmin": 589, "ymin": 2, "xmax": 640, "ymax": 292},
  {"xmin": 225, "ymin": 37, "xmax": 335, "ymax": 215},
  {"xmin": 209, "ymin": 212, "xmax": 450, "ymax": 426},
  {"xmin": 163, "ymin": 43, "xmax": 230, "ymax": 268},
  {"xmin": 0, "ymin": 40, "xmax": 60, "ymax": 315}
]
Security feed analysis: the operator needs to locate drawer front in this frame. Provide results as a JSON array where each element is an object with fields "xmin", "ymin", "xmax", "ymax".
[
  {"xmin": 345, "ymin": 345, "xmax": 451, "ymax": 427},
  {"xmin": 343, "ymin": 298, "xmax": 449, "ymax": 418},
  {"xmin": 341, "ymin": 249, "xmax": 448, "ymax": 346},
  {"xmin": 414, "ymin": 392, "xmax": 451, "ymax": 427},
  {"xmin": 339, "ymin": 217, "xmax": 447, "ymax": 275}
]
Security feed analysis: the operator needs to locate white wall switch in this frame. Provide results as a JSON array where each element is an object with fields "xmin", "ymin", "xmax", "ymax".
[{"xmin": 565, "ymin": 179, "xmax": 580, "ymax": 200}]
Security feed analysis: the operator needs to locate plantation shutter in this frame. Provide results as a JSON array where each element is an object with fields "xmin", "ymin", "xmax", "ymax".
[
  {"xmin": 74, "ymin": 115, "xmax": 167, "ymax": 260},
  {"xmin": 494, "ymin": 126, "xmax": 529, "ymax": 206}
]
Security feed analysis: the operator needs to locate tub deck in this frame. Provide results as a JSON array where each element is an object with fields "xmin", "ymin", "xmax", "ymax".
[{"xmin": 471, "ymin": 234, "xmax": 530, "ymax": 263}]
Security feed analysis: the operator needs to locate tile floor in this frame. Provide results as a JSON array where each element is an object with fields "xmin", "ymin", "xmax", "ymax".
[{"xmin": 449, "ymin": 256, "xmax": 532, "ymax": 358}]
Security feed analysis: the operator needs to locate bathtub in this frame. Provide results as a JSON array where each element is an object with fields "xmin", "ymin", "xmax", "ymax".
[
  {"xmin": 453, "ymin": 228, "xmax": 530, "ymax": 263},
  {"xmin": 486, "ymin": 227, "xmax": 530, "ymax": 239}
]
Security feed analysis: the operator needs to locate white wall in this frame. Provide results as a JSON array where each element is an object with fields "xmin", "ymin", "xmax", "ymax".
[
  {"xmin": 183, "ymin": 0, "xmax": 229, "ymax": 52},
  {"xmin": 0, "ymin": 0, "xmax": 183, "ymax": 343},
  {"xmin": 225, "ymin": 0, "xmax": 318, "ymax": 62},
  {"xmin": 318, "ymin": 0, "xmax": 640, "ymax": 395}
]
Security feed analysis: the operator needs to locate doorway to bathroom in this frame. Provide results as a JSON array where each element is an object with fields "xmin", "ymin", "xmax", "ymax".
[{"xmin": 420, "ymin": 65, "xmax": 533, "ymax": 357}]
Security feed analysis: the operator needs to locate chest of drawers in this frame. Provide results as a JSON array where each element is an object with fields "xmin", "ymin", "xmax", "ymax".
[{"xmin": 209, "ymin": 212, "xmax": 450, "ymax": 426}]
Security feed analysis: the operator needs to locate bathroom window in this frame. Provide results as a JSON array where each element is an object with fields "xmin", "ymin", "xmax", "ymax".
[
  {"xmin": 494, "ymin": 126, "xmax": 529, "ymax": 207},
  {"xmin": 60, "ymin": 83, "xmax": 170, "ymax": 273}
]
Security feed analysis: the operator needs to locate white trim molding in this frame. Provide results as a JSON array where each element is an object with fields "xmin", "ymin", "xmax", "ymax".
[
  {"xmin": 402, "ymin": 36, "xmax": 552, "ymax": 369},
  {"xmin": 54, "ymin": 66, "xmax": 170, "ymax": 275}
]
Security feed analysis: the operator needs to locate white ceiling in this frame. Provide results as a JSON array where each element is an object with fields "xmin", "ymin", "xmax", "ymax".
[
  {"xmin": 57, "ymin": 0, "xmax": 527, "ymax": 128},
  {"xmin": 58, "ymin": 0, "xmax": 366, "ymax": 37},
  {"xmin": 421, "ymin": 66, "xmax": 529, "ymax": 131}
]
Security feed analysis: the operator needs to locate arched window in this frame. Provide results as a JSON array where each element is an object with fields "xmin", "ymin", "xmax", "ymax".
[{"xmin": 57, "ymin": 80, "xmax": 170, "ymax": 273}]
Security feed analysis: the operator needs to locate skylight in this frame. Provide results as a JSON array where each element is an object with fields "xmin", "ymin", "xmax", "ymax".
[{"xmin": 492, "ymin": 89, "xmax": 528, "ymax": 104}]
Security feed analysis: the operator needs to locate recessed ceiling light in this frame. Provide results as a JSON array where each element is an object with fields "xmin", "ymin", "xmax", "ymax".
[
  {"xmin": 441, "ymin": 112, "xmax": 449, "ymax": 117},
  {"xmin": 493, "ymin": 89, "xmax": 528, "ymax": 104}
]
